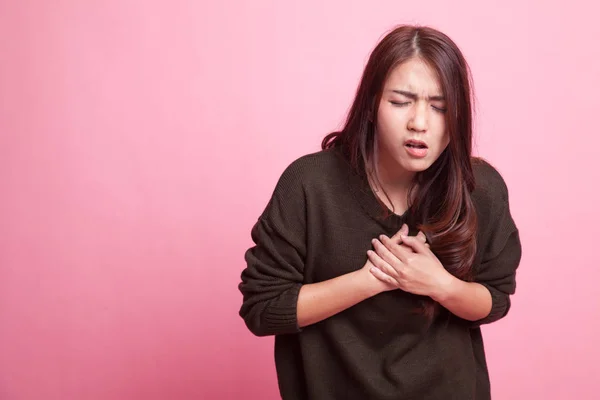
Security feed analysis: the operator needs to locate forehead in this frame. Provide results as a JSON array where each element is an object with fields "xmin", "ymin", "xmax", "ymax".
[{"xmin": 384, "ymin": 58, "xmax": 442, "ymax": 96}]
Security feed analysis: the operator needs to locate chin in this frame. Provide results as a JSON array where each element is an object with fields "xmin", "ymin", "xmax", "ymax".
[{"xmin": 400, "ymin": 158, "xmax": 435, "ymax": 173}]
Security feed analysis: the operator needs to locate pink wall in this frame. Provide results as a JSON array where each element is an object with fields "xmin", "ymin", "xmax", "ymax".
[{"xmin": 1, "ymin": 1, "xmax": 598, "ymax": 399}]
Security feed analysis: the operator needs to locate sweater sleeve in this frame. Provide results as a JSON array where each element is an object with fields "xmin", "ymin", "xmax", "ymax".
[
  {"xmin": 238, "ymin": 161, "xmax": 307, "ymax": 337},
  {"xmin": 468, "ymin": 162, "xmax": 522, "ymax": 328}
]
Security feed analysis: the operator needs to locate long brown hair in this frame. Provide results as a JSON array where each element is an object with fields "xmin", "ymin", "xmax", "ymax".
[{"xmin": 322, "ymin": 25, "xmax": 478, "ymax": 314}]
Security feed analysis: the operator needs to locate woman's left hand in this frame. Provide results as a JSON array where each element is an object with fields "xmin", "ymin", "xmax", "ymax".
[{"xmin": 367, "ymin": 233, "xmax": 455, "ymax": 301}]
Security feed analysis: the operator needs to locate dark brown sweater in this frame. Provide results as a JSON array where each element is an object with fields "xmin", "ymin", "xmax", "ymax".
[{"xmin": 239, "ymin": 147, "xmax": 521, "ymax": 400}]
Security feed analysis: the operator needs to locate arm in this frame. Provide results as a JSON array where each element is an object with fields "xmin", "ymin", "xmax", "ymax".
[
  {"xmin": 239, "ymin": 160, "xmax": 392, "ymax": 336},
  {"xmin": 298, "ymin": 225, "xmax": 416, "ymax": 327},
  {"xmin": 430, "ymin": 229, "xmax": 521, "ymax": 325},
  {"xmin": 370, "ymin": 230, "xmax": 520, "ymax": 324},
  {"xmin": 240, "ymin": 216, "xmax": 390, "ymax": 336},
  {"xmin": 369, "ymin": 163, "xmax": 521, "ymax": 326},
  {"xmin": 462, "ymin": 229, "xmax": 521, "ymax": 326},
  {"xmin": 464, "ymin": 162, "xmax": 522, "ymax": 327},
  {"xmin": 297, "ymin": 267, "xmax": 386, "ymax": 328},
  {"xmin": 369, "ymin": 234, "xmax": 493, "ymax": 321},
  {"xmin": 369, "ymin": 214, "xmax": 520, "ymax": 325},
  {"xmin": 431, "ymin": 277, "xmax": 493, "ymax": 321}
]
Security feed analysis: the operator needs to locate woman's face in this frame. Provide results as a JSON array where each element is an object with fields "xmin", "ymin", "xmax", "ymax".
[{"xmin": 376, "ymin": 57, "xmax": 450, "ymax": 176}]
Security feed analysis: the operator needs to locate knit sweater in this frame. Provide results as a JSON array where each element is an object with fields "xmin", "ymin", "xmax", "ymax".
[{"xmin": 238, "ymin": 147, "xmax": 521, "ymax": 400}]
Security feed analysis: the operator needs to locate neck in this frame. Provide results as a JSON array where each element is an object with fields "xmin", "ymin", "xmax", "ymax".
[
  {"xmin": 372, "ymin": 146, "xmax": 415, "ymax": 188},
  {"xmin": 367, "ymin": 150, "xmax": 416, "ymax": 215}
]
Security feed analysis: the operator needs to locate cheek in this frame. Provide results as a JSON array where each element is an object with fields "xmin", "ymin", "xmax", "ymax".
[
  {"xmin": 375, "ymin": 110, "xmax": 393, "ymax": 140},
  {"xmin": 377, "ymin": 106, "xmax": 406, "ymax": 135},
  {"xmin": 442, "ymin": 132, "xmax": 450, "ymax": 148},
  {"xmin": 433, "ymin": 119, "xmax": 449, "ymax": 149},
  {"xmin": 376, "ymin": 106, "xmax": 392, "ymax": 129}
]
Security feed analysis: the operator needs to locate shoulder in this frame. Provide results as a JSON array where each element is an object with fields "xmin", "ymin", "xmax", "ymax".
[
  {"xmin": 277, "ymin": 148, "xmax": 349, "ymax": 190},
  {"xmin": 260, "ymin": 149, "xmax": 345, "ymax": 221},
  {"xmin": 470, "ymin": 158, "xmax": 518, "ymax": 238},
  {"xmin": 470, "ymin": 159, "xmax": 520, "ymax": 262},
  {"xmin": 471, "ymin": 157, "xmax": 510, "ymax": 206}
]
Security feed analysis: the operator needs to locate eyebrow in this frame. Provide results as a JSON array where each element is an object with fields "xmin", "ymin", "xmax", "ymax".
[{"xmin": 391, "ymin": 90, "xmax": 445, "ymax": 101}]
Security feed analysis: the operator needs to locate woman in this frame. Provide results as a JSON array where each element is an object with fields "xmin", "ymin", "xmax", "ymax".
[{"xmin": 238, "ymin": 24, "xmax": 521, "ymax": 400}]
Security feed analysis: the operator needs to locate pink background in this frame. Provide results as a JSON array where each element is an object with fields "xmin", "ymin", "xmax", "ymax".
[{"xmin": 1, "ymin": 1, "xmax": 598, "ymax": 399}]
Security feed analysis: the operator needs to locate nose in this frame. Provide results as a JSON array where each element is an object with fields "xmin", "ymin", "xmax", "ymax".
[{"xmin": 407, "ymin": 101, "xmax": 428, "ymax": 132}]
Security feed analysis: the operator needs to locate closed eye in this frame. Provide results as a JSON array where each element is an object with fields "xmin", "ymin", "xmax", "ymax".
[
  {"xmin": 432, "ymin": 105, "xmax": 447, "ymax": 113},
  {"xmin": 390, "ymin": 101, "xmax": 410, "ymax": 107}
]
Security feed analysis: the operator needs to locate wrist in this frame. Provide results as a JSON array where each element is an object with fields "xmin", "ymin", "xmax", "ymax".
[
  {"xmin": 430, "ymin": 271, "xmax": 459, "ymax": 304},
  {"xmin": 355, "ymin": 267, "xmax": 385, "ymax": 298}
]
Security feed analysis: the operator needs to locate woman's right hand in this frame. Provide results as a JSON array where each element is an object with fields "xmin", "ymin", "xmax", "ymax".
[
  {"xmin": 361, "ymin": 257, "xmax": 398, "ymax": 293},
  {"xmin": 295, "ymin": 224, "xmax": 427, "ymax": 328}
]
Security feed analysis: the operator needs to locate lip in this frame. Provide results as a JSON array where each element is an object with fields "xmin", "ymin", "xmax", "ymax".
[
  {"xmin": 404, "ymin": 139, "xmax": 428, "ymax": 158},
  {"xmin": 404, "ymin": 139, "xmax": 428, "ymax": 148}
]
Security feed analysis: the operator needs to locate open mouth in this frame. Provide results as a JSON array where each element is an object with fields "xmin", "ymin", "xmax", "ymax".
[
  {"xmin": 404, "ymin": 140, "xmax": 429, "ymax": 158},
  {"xmin": 405, "ymin": 140, "xmax": 428, "ymax": 149}
]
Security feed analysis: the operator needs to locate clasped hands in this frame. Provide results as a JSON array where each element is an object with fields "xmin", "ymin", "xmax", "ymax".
[{"xmin": 365, "ymin": 224, "xmax": 455, "ymax": 301}]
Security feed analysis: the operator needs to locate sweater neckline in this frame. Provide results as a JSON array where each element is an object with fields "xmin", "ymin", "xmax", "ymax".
[{"xmin": 332, "ymin": 148, "xmax": 409, "ymax": 232}]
